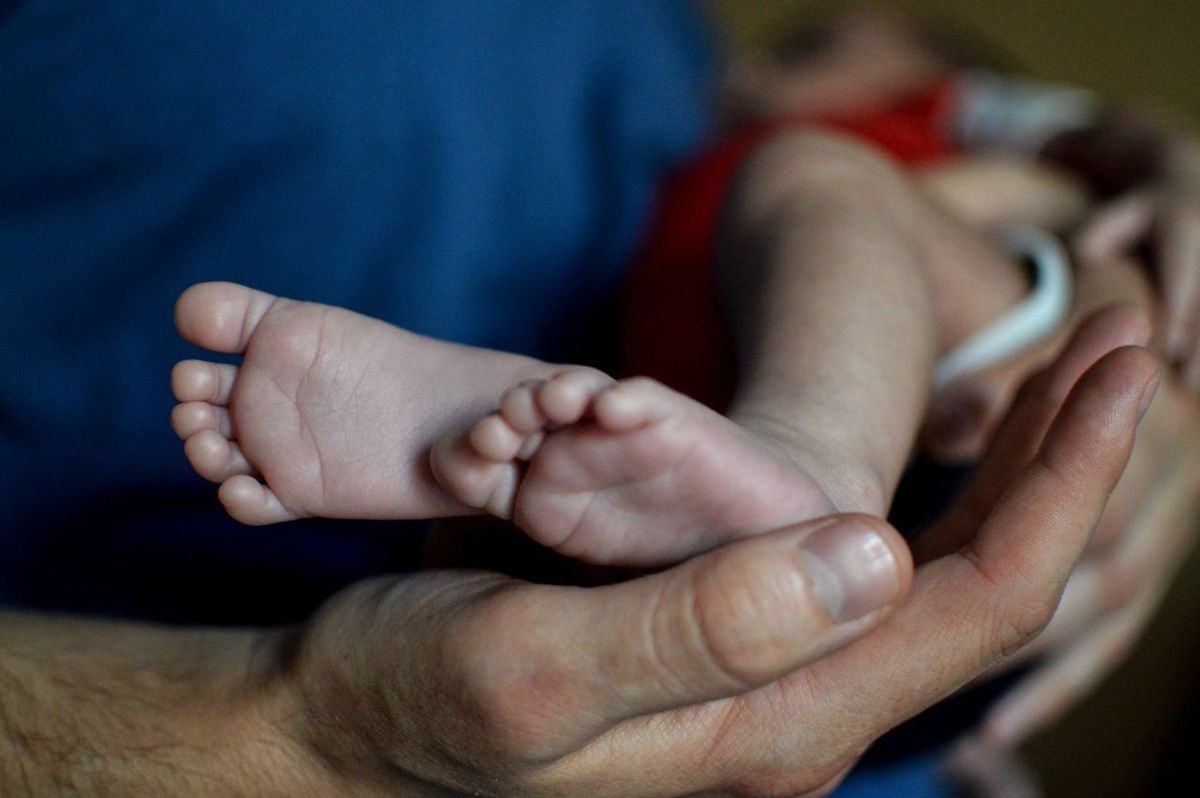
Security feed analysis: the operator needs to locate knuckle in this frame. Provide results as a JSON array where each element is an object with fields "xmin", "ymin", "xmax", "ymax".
[{"xmin": 991, "ymin": 584, "xmax": 1061, "ymax": 658}]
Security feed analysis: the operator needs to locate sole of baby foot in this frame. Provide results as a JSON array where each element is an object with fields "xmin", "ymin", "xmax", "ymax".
[
  {"xmin": 433, "ymin": 374, "xmax": 842, "ymax": 566},
  {"xmin": 171, "ymin": 281, "xmax": 560, "ymax": 524}
]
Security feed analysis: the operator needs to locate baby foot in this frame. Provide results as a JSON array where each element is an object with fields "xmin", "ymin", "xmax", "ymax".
[
  {"xmin": 431, "ymin": 374, "xmax": 841, "ymax": 565},
  {"xmin": 171, "ymin": 281, "xmax": 558, "ymax": 524}
]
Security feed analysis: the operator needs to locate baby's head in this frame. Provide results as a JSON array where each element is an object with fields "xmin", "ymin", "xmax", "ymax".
[{"xmin": 721, "ymin": 5, "xmax": 952, "ymax": 124}]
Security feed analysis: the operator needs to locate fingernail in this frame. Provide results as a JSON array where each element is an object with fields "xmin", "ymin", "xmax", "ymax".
[
  {"xmin": 800, "ymin": 519, "xmax": 901, "ymax": 624},
  {"xmin": 1137, "ymin": 370, "xmax": 1161, "ymax": 420}
]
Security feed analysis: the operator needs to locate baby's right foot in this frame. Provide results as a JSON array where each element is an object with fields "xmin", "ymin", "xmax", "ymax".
[
  {"xmin": 432, "ymin": 374, "xmax": 847, "ymax": 565},
  {"xmin": 171, "ymin": 282, "xmax": 566, "ymax": 524}
]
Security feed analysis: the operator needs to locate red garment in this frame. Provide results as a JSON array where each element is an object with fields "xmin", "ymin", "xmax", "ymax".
[{"xmin": 621, "ymin": 78, "xmax": 961, "ymax": 409}]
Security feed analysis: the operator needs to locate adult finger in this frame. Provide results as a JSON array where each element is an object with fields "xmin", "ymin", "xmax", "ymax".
[
  {"xmin": 980, "ymin": 589, "xmax": 1156, "ymax": 749},
  {"xmin": 1031, "ymin": 416, "xmax": 1200, "ymax": 656},
  {"xmin": 946, "ymin": 373, "xmax": 1200, "ymax": 693},
  {"xmin": 447, "ymin": 513, "xmax": 911, "ymax": 759},
  {"xmin": 922, "ymin": 255, "xmax": 1157, "ymax": 465},
  {"xmin": 826, "ymin": 347, "xmax": 1157, "ymax": 742},
  {"xmin": 871, "ymin": 346, "xmax": 1156, "ymax": 734},
  {"xmin": 980, "ymin": 421, "xmax": 1200, "ymax": 745},
  {"xmin": 955, "ymin": 346, "xmax": 1156, "ymax": 599},
  {"xmin": 1085, "ymin": 366, "xmax": 1199, "ymax": 554},
  {"xmin": 1085, "ymin": 386, "xmax": 1165, "ymax": 553},
  {"xmin": 1073, "ymin": 192, "xmax": 1156, "ymax": 263},
  {"xmin": 914, "ymin": 306, "xmax": 1148, "ymax": 562},
  {"xmin": 1158, "ymin": 200, "xmax": 1200, "ymax": 364}
]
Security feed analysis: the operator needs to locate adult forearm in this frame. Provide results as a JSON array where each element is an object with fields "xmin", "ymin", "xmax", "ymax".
[{"xmin": 0, "ymin": 611, "xmax": 320, "ymax": 796}]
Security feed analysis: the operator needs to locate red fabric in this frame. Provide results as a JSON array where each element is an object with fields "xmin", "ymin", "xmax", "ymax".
[{"xmin": 621, "ymin": 78, "xmax": 961, "ymax": 409}]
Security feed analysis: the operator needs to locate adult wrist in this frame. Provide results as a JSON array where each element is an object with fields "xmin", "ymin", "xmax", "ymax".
[
  {"xmin": 267, "ymin": 585, "xmax": 456, "ymax": 798},
  {"xmin": 0, "ymin": 612, "xmax": 337, "ymax": 796}
]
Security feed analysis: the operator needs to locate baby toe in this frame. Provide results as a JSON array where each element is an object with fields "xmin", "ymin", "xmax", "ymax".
[
  {"xmin": 592, "ymin": 377, "xmax": 679, "ymax": 430},
  {"xmin": 172, "ymin": 360, "xmax": 239, "ymax": 405},
  {"xmin": 171, "ymin": 402, "xmax": 232, "ymax": 439},
  {"xmin": 469, "ymin": 413, "xmax": 529, "ymax": 462},
  {"xmin": 219, "ymin": 476, "xmax": 300, "ymax": 525},
  {"xmin": 184, "ymin": 429, "xmax": 254, "ymax": 483},
  {"xmin": 538, "ymin": 368, "xmax": 614, "ymax": 425},
  {"xmin": 500, "ymin": 381, "xmax": 549, "ymax": 433}
]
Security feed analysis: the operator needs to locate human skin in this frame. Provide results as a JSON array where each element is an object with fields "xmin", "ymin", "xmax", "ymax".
[
  {"xmin": 0, "ymin": 310, "xmax": 1156, "ymax": 796},
  {"xmin": 725, "ymin": 121, "xmax": 1200, "ymax": 781},
  {"xmin": 1065, "ymin": 143, "xmax": 1200, "ymax": 387},
  {"xmin": 717, "ymin": 130, "xmax": 1027, "ymax": 516},
  {"xmin": 431, "ymin": 127, "xmax": 1039, "ymax": 562},
  {"xmin": 841, "ymin": 77, "xmax": 1200, "ymax": 781},
  {"xmin": 973, "ymin": 369, "xmax": 1200, "ymax": 748},
  {"xmin": 926, "ymin": 252, "xmax": 1200, "ymax": 781},
  {"xmin": 726, "ymin": 3, "xmax": 1200, "ymax": 386},
  {"xmin": 172, "ymin": 129, "xmax": 1028, "ymax": 567}
]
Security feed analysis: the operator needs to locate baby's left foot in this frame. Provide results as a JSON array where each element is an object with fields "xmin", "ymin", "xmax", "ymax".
[{"xmin": 431, "ymin": 373, "xmax": 842, "ymax": 565}]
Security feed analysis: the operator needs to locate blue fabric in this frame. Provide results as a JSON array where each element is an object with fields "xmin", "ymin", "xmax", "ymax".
[
  {"xmin": 0, "ymin": 0, "xmax": 714, "ymax": 616},
  {"xmin": 834, "ymin": 750, "xmax": 956, "ymax": 798}
]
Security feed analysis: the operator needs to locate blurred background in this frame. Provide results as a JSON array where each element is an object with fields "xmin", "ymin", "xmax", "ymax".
[
  {"xmin": 716, "ymin": 1, "xmax": 1200, "ymax": 123},
  {"xmin": 715, "ymin": 2, "xmax": 1200, "ymax": 795}
]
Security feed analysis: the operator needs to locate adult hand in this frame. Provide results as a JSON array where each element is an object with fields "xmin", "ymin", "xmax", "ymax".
[
  {"xmin": 921, "ymin": 261, "xmax": 1199, "ymax": 786},
  {"xmin": 949, "ymin": 370, "xmax": 1200, "ymax": 761},
  {"xmin": 261, "ymin": 312, "xmax": 1152, "ymax": 798},
  {"xmin": 1074, "ymin": 139, "xmax": 1200, "ymax": 386},
  {"xmin": 922, "ymin": 251, "xmax": 1158, "ymax": 463}
]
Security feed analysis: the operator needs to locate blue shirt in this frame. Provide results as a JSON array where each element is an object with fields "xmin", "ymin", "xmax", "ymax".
[{"xmin": 0, "ymin": 0, "xmax": 714, "ymax": 617}]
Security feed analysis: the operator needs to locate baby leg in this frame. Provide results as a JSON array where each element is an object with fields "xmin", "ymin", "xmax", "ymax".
[{"xmin": 721, "ymin": 130, "xmax": 1031, "ymax": 513}]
